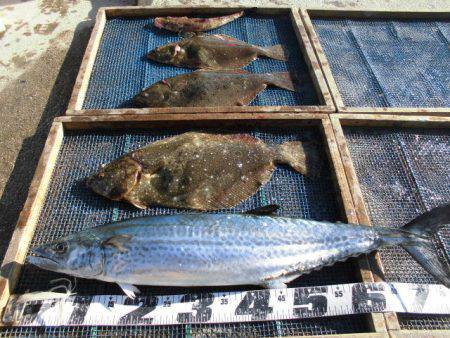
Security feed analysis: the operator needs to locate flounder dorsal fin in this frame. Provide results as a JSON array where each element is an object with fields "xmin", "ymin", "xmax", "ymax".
[
  {"xmin": 212, "ymin": 34, "xmax": 241, "ymax": 42},
  {"xmin": 194, "ymin": 68, "xmax": 248, "ymax": 74},
  {"xmin": 102, "ymin": 234, "xmax": 132, "ymax": 253},
  {"xmin": 245, "ymin": 204, "xmax": 279, "ymax": 215}
]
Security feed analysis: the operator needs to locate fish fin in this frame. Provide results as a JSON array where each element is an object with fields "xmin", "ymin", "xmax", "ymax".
[
  {"xmin": 180, "ymin": 31, "xmax": 198, "ymax": 38},
  {"xmin": 272, "ymin": 141, "xmax": 322, "ymax": 177},
  {"xmin": 258, "ymin": 44, "xmax": 287, "ymax": 61},
  {"xmin": 213, "ymin": 34, "xmax": 240, "ymax": 42},
  {"xmin": 236, "ymin": 83, "xmax": 266, "ymax": 106},
  {"xmin": 397, "ymin": 204, "xmax": 450, "ymax": 288},
  {"xmin": 263, "ymin": 72, "xmax": 296, "ymax": 91},
  {"xmin": 245, "ymin": 204, "xmax": 279, "ymax": 215},
  {"xmin": 118, "ymin": 283, "xmax": 140, "ymax": 300},
  {"xmin": 102, "ymin": 235, "xmax": 132, "ymax": 253},
  {"xmin": 194, "ymin": 68, "xmax": 248, "ymax": 74},
  {"xmin": 262, "ymin": 279, "xmax": 288, "ymax": 289},
  {"xmin": 123, "ymin": 194, "xmax": 148, "ymax": 209}
]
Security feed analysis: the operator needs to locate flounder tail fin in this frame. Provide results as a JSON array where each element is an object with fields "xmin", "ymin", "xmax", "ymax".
[
  {"xmin": 259, "ymin": 45, "xmax": 287, "ymax": 61},
  {"xmin": 263, "ymin": 72, "xmax": 296, "ymax": 91},
  {"xmin": 398, "ymin": 204, "xmax": 450, "ymax": 288},
  {"xmin": 272, "ymin": 141, "xmax": 321, "ymax": 177}
]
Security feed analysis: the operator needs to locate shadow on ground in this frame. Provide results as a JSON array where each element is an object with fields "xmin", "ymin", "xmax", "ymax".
[{"xmin": 0, "ymin": 23, "xmax": 92, "ymax": 262}]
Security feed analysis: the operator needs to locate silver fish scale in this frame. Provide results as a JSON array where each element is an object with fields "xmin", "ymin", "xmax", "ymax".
[{"xmin": 93, "ymin": 214, "xmax": 378, "ymax": 287}]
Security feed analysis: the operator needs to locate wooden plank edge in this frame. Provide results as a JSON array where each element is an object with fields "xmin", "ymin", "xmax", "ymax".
[
  {"xmin": 305, "ymin": 9, "xmax": 450, "ymax": 20},
  {"xmin": 307, "ymin": 334, "xmax": 388, "ymax": 338},
  {"xmin": 104, "ymin": 6, "xmax": 292, "ymax": 18},
  {"xmin": 334, "ymin": 113, "xmax": 450, "ymax": 126},
  {"xmin": 0, "ymin": 122, "xmax": 64, "ymax": 321},
  {"xmin": 66, "ymin": 105, "xmax": 335, "ymax": 116},
  {"xmin": 338, "ymin": 106, "xmax": 450, "ymax": 116},
  {"xmin": 389, "ymin": 330, "xmax": 450, "ymax": 338},
  {"xmin": 290, "ymin": 7, "xmax": 335, "ymax": 108},
  {"xmin": 67, "ymin": 9, "xmax": 106, "ymax": 111},
  {"xmin": 299, "ymin": 8, "xmax": 345, "ymax": 108},
  {"xmin": 324, "ymin": 116, "xmax": 387, "ymax": 333}
]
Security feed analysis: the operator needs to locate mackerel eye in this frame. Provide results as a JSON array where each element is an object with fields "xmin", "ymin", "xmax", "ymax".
[{"xmin": 54, "ymin": 242, "xmax": 68, "ymax": 254}]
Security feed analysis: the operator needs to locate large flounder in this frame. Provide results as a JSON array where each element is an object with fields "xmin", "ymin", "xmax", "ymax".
[
  {"xmin": 147, "ymin": 34, "xmax": 286, "ymax": 69},
  {"xmin": 133, "ymin": 70, "xmax": 295, "ymax": 107},
  {"xmin": 85, "ymin": 132, "xmax": 321, "ymax": 210}
]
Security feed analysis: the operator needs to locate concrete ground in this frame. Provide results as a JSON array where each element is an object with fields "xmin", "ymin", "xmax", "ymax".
[{"xmin": 0, "ymin": 0, "xmax": 448, "ymax": 262}]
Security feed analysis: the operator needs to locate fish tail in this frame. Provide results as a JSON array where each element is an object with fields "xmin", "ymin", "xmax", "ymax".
[
  {"xmin": 259, "ymin": 45, "xmax": 287, "ymax": 61},
  {"xmin": 379, "ymin": 204, "xmax": 450, "ymax": 288},
  {"xmin": 272, "ymin": 141, "xmax": 321, "ymax": 177},
  {"xmin": 263, "ymin": 72, "xmax": 296, "ymax": 91}
]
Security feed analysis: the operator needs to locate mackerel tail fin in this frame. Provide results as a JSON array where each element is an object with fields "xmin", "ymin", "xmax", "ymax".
[
  {"xmin": 263, "ymin": 72, "xmax": 296, "ymax": 92},
  {"xmin": 399, "ymin": 204, "xmax": 450, "ymax": 288},
  {"xmin": 259, "ymin": 45, "xmax": 287, "ymax": 61},
  {"xmin": 272, "ymin": 141, "xmax": 321, "ymax": 177}
]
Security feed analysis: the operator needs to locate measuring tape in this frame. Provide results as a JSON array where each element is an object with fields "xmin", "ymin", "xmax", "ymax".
[{"xmin": 3, "ymin": 282, "xmax": 449, "ymax": 326}]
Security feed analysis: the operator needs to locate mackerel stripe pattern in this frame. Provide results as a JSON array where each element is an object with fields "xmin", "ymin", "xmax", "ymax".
[{"xmin": 3, "ymin": 283, "xmax": 449, "ymax": 326}]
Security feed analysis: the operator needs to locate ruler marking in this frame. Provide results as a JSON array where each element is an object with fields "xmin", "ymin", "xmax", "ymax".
[{"xmin": 3, "ymin": 282, "xmax": 449, "ymax": 327}]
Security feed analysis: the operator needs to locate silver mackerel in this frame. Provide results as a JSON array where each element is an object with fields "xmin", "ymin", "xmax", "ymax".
[{"xmin": 29, "ymin": 205, "xmax": 450, "ymax": 298}]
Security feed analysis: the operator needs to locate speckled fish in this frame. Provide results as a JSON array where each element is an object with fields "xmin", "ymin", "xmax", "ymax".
[
  {"xmin": 147, "ymin": 34, "xmax": 286, "ymax": 69},
  {"xmin": 28, "ymin": 204, "xmax": 450, "ymax": 298},
  {"xmin": 85, "ymin": 132, "xmax": 320, "ymax": 210},
  {"xmin": 133, "ymin": 70, "xmax": 295, "ymax": 107},
  {"xmin": 154, "ymin": 11, "xmax": 244, "ymax": 33}
]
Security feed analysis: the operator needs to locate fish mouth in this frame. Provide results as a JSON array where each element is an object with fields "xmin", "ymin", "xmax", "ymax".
[{"xmin": 28, "ymin": 249, "xmax": 59, "ymax": 268}]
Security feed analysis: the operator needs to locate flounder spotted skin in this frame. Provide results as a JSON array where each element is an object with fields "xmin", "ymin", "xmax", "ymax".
[
  {"xmin": 86, "ymin": 132, "xmax": 320, "ymax": 211},
  {"xmin": 147, "ymin": 34, "xmax": 286, "ymax": 70},
  {"xmin": 133, "ymin": 70, "xmax": 295, "ymax": 108},
  {"xmin": 154, "ymin": 11, "xmax": 244, "ymax": 33}
]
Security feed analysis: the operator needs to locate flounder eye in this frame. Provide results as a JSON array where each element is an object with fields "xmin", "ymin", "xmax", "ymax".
[{"xmin": 54, "ymin": 242, "xmax": 68, "ymax": 254}]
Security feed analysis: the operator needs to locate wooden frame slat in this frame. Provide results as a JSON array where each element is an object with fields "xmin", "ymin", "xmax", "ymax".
[
  {"xmin": 0, "ymin": 123, "xmax": 64, "ymax": 311},
  {"xmin": 66, "ymin": 6, "xmax": 335, "ymax": 115},
  {"xmin": 301, "ymin": 9, "xmax": 450, "ymax": 116},
  {"xmin": 330, "ymin": 113, "xmax": 450, "ymax": 334},
  {"xmin": 0, "ymin": 113, "xmax": 385, "ymax": 335}
]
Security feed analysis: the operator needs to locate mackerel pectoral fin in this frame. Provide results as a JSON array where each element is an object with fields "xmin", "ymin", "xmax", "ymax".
[
  {"xmin": 102, "ymin": 235, "xmax": 132, "ymax": 253},
  {"xmin": 118, "ymin": 283, "xmax": 140, "ymax": 300}
]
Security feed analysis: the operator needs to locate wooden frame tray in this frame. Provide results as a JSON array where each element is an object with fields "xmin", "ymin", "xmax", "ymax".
[
  {"xmin": 301, "ymin": 9, "xmax": 450, "ymax": 116},
  {"xmin": 330, "ymin": 113, "xmax": 450, "ymax": 336},
  {"xmin": 0, "ymin": 113, "xmax": 386, "ymax": 336},
  {"xmin": 66, "ymin": 6, "xmax": 335, "ymax": 116}
]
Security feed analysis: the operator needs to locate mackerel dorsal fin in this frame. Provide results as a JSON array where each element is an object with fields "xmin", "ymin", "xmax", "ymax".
[
  {"xmin": 102, "ymin": 234, "xmax": 132, "ymax": 253},
  {"xmin": 245, "ymin": 204, "xmax": 279, "ymax": 215}
]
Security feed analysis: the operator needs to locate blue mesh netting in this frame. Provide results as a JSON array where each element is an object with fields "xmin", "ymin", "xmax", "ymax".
[
  {"xmin": 344, "ymin": 126, "xmax": 450, "ymax": 330},
  {"xmin": 312, "ymin": 19, "xmax": 450, "ymax": 108},
  {"xmin": 82, "ymin": 15, "xmax": 320, "ymax": 109},
  {"xmin": 3, "ymin": 127, "xmax": 369, "ymax": 336}
]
